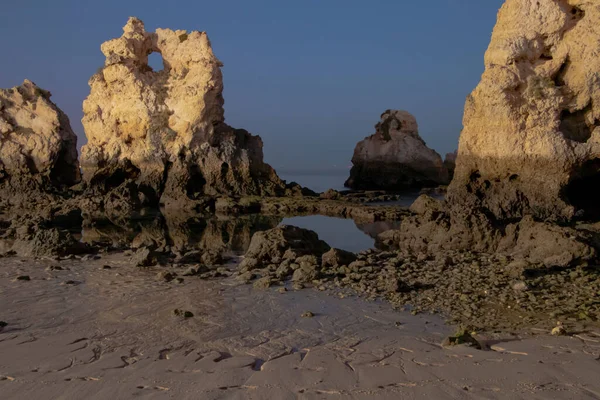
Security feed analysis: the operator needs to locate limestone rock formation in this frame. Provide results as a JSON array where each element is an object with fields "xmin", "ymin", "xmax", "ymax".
[
  {"xmin": 0, "ymin": 80, "xmax": 80, "ymax": 203},
  {"xmin": 447, "ymin": 0, "xmax": 600, "ymax": 222},
  {"xmin": 81, "ymin": 17, "xmax": 285, "ymax": 212},
  {"xmin": 345, "ymin": 110, "xmax": 448, "ymax": 190}
]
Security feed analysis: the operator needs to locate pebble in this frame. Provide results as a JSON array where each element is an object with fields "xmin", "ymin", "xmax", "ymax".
[
  {"xmin": 173, "ymin": 309, "xmax": 194, "ymax": 318},
  {"xmin": 234, "ymin": 244, "xmax": 599, "ymax": 332},
  {"xmin": 551, "ymin": 322, "xmax": 567, "ymax": 336}
]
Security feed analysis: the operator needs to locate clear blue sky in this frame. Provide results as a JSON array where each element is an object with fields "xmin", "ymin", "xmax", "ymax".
[{"xmin": 1, "ymin": 0, "xmax": 503, "ymax": 173}]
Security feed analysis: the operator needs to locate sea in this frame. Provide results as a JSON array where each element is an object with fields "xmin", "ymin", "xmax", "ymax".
[{"xmin": 276, "ymin": 171, "xmax": 418, "ymax": 252}]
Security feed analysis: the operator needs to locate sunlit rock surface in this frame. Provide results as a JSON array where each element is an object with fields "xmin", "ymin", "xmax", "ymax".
[
  {"xmin": 447, "ymin": 0, "xmax": 600, "ymax": 222},
  {"xmin": 0, "ymin": 80, "xmax": 80, "ymax": 206},
  {"xmin": 81, "ymin": 17, "xmax": 285, "ymax": 212}
]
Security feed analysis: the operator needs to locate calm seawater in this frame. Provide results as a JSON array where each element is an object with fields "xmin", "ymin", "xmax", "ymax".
[
  {"xmin": 281, "ymin": 215, "xmax": 376, "ymax": 253},
  {"xmin": 279, "ymin": 172, "xmax": 348, "ymax": 193},
  {"xmin": 277, "ymin": 172, "xmax": 414, "ymax": 252}
]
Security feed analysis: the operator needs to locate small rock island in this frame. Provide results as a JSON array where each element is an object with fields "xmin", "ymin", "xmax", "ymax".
[{"xmin": 345, "ymin": 110, "xmax": 449, "ymax": 190}]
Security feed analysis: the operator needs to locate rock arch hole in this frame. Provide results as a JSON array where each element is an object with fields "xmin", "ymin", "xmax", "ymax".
[
  {"xmin": 148, "ymin": 52, "xmax": 165, "ymax": 72},
  {"xmin": 570, "ymin": 6, "xmax": 585, "ymax": 21},
  {"xmin": 565, "ymin": 158, "xmax": 600, "ymax": 220}
]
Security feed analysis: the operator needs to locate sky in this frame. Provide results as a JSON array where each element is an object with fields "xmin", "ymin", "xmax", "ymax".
[{"xmin": 1, "ymin": 0, "xmax": 504, "ymax": 174}]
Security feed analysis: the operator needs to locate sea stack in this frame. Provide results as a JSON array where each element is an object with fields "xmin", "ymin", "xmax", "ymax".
[
  {"xmin": 0, "ymin": 80, "xmax": 80, "ymax": 205},
  {"xmin": 447, "ymin": 0, "xmax": 600, "ymax": 222},
  {"xmin": 345, "ymin": 110, "xmax": 448, "ymax": 190},
  {"xmin": 80, "ymin": 17, "xmax": 285, "ymax": 211}
]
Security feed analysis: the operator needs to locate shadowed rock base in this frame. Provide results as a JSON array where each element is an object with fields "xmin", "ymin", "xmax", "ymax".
[
  {"xmin": 448, "ymin": 155, "xmax": 600, "ymax": 223},
  {"xmin": 377, "ymin": 194, "xmax": 596, "ymax": 268},
  {"xmin": 346, "ymin": 161, "xmax": 447, "ymax": 190}
]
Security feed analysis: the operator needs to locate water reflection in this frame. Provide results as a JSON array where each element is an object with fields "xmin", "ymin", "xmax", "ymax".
[
  {"xmin": 81, "ymin": 214, "xmax": 283, "ymax": 255},
  {"xmin": 281, "ymin": 215, "xmax": 375, "ymax": 253},
  {"xmin": 355, "ymin": 221, "xmax": 403, "ymax": 239},
  {"xmin": 2, "ymin": 211, "xmax": 400, "ymax": 257}
]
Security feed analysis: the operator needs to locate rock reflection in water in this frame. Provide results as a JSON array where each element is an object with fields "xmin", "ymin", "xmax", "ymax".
[
  {"xmin": 81, "ymin": 213, "xmax": 283, "ymax": 255},
  {"xmin": 356, "ymin": 220, "xmax": 402, "ymax": 239},
  {"xmin": 280, "ymin": 215, "xmax": 387, "ymax": 253},
  {"xmin": 81, "ymin": 213, "xmax": 391, "ymax": 255}
]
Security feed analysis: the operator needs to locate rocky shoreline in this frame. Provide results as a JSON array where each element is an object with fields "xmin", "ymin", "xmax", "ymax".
[
  {"xmin": 1, "ymin": 199, "xmax": 599, "ymax": 337},
  {"xmin": 2, "ymin": 3, "xmax": 600, "ymax": 397},
  {"xmin": 0, "ymin": 0, "xmax": 599, "ymax": 350}
]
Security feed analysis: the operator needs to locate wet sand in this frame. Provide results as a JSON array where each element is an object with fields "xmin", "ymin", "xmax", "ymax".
[{"xmin": 1, "ymin": 254, "xmax": 600, "ymax": 399}]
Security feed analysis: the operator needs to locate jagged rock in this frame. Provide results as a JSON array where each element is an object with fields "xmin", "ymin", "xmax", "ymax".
[
  {"xmin": 175, "ymin": 250, "xmax": 202, "ymax": 264},
  {"xmin": 409, "ymin": 194, "xmax": 443, "ymax": 216},
  {"xmin": 442, "ymin": 328, "xmax": 482, "ymax": 349},
  {"xmin": 498, "ymin": 215, "xmax": 595, "ymax": 267},
  {"xmin": 12, "ymin": 227, "xmax": 88, "ymax": 257},
  {"xmin": 244, "ymin": 225, "xmax": 331, "ymax": 266},
  {"xmin": 0, "ymin": 80, "xmax": 80, "ymax": 206},
  {"xmin": 174, "ymin": 249, "xmax": 221, "ymax": 265},
  {"xmin": 131, "ymin": 246, "xmax": 157, "ymax": 267},
  {"xmin": 377, "ymin": 1, "xmax": 600, "ymax": 268},
  {"xmin": 551, "ymin": 322, "xmax": 567, "ymax": 336},
  {"xmin": 377, "ymin": 203, "xmax": 596, "ymax": 268},
  {"xmin": 345, "ymin": 110, "xmax": 448, "ymax": 190},
  {"xmin": 80, "ymin": 17, "xmax": 285, "ymax": 212},
  {"xmin": 320, "ymin": 189, "xmax": 342, "ymax": 200},
  {"xmin": 253, "ymin": 276, "xmax": 272, "ymax": 290},
  {"xmin": 284, "ymin": 182, "xmax": 318, "ymax": 198},
  {"xmin": 201, "ymin": 250, "xmax": 224, "ymax": 266},
  {"xmin": 321, "ymin": 248, "xmax": 357, "ymax": 269},
  {"xmin": 156, "ymin": 271, "xmax": 177, "ymax": 282},
  {"xmin": 447, "ymin": 0, "xmax": 600, "ymax": 222}
]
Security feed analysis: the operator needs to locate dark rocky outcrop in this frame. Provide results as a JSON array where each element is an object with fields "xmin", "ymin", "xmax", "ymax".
[
  {"xmin": 11, "ymin": 225, "xmax": 89, "ymax": 258},
  {"xmin": 377, "ymin": 195, "xmax": 596, "ymax": 268},
  {"xmin": 243, "ymin": 225, "xmax": 331, "ymax": 265}
]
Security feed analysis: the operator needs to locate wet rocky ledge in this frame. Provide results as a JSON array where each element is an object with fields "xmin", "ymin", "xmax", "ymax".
[{"xmin": 1, "ymin": 199, "xmax": 599, "ymax": 338}]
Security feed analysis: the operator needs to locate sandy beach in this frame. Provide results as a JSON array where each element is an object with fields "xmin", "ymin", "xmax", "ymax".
[{"xmin": 2, "ymin": 253, "xmax": 599, "ymax": 399}]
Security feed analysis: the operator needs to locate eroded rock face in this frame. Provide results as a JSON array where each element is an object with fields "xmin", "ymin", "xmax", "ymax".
[
  {"xmin": 244, "ymin": 225, "xmax": 331, "ymax": 265},
  {"xmin": 377, "ymin": 195, "xmax": 596, "ymax": 268},
  {"xmin": 345, "ymin": 110, "xmax": 448, "ymax": 190},
  {"xmin": 0, "ymin": 80, "xmax": 80, "ymax": 202},
  {"xmin": 81, "ymin": 17, "xmax": 284, "ymax": 211},
  {"xmin": 447, "ymin": 0, "xmax": 600, "ymax": 222}
]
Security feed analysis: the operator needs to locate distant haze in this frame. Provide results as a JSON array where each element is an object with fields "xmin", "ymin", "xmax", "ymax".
[{"xmin": 1, "ymin": 0, "xmax": 503, "ymax": 173}]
